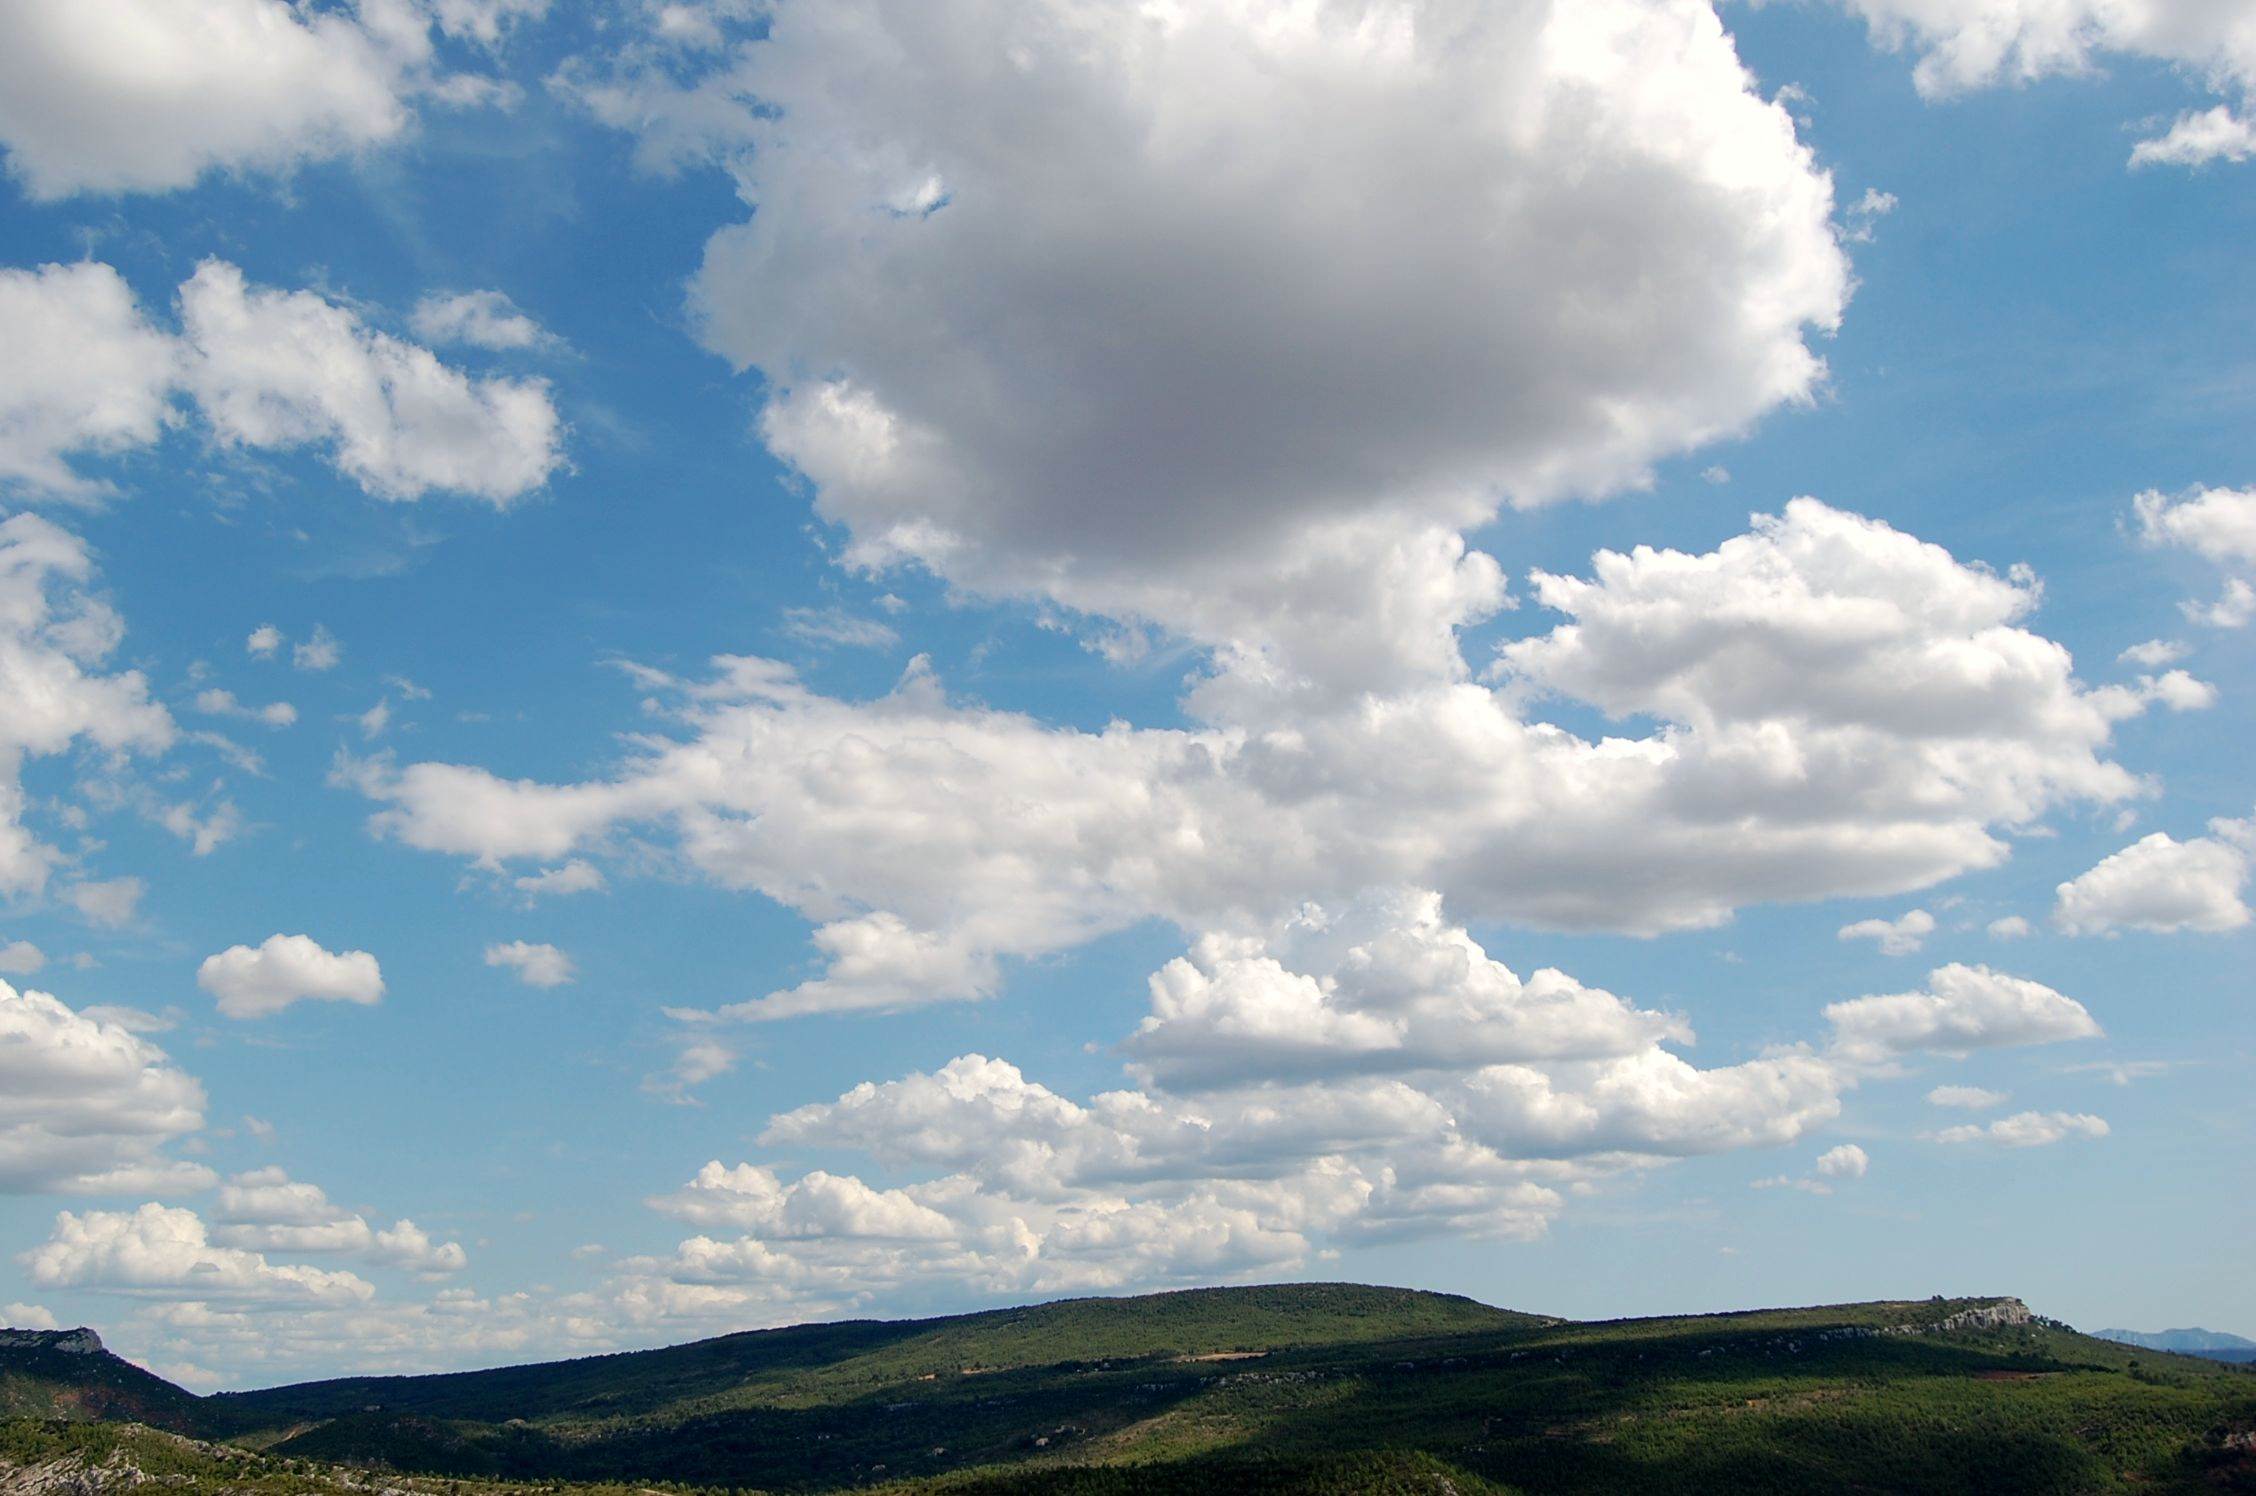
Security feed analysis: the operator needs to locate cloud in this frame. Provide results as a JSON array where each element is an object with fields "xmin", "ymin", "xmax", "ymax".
[
  {"xmin": 193, "ymin": 688, "xmax": 296, "ymax": 728},
  {"xmin": 2, "ymin": 1302, "xmax": 58, "ymax": 1330},
  {"xmin": 2131, "ymin": 106, "xmax": 2256, "ymax": 167},
  {"xmin": 180, "ymin": 260, "xmax": 565, "ymax": 505},
  {"xmin": 0, "ymin": 263, "xmax": 181, "ymax": 496},
  {"xmin": 2053, "ymin": 815, "xmax": 2253, "ymax": 935},
  {"xmin": 1834, "ymin": 0, "xmax": 2256, "ymax": 167},
  {"xmin": 513, "ymin": 860, "xmax": 605, "ymax": 900},
  {"xmin": 2118, "ymin": 639, "xmax": 2184, "ymax": 668},
  {"xmin": 212, "ymin": 1167, "xmax": 468, "ymax": 1277},
  {"xmin": 1924, "ymin": 1111, "xmax": 2110, "ymax": 1148},
  {"xmin": 1814, "ymin": 1143, "xmax": 1869, "ymax": 1179},
  {"xmin": 351, "ymin": 504, "xmax": 2161, "ymax": 1012},
  {"xmin": 245, "ymin": 624, "xmax": 281, "ymax": 658},
  {"xmin": 1985, "ymin": 916, "xmax": 2032, "ymax": 940},
  {"xmin": 2136, "ymin": 487, "xmax": 2256, "ymax": 626},
  {"xmin": 0, "ymin": 980, "xmax": 210, "ymax": 1194},
  {"xmin": 1926, "ymin": 1085, "xmax": 2008, "ymax": 1109},
  {"xmin": 484, "ymin": 940, "xmax": 575, "ymax": 988},
  {"xmin": 0, "ymin": 941, "xmax": 44, "ymax": 976},
  {"xmin": 197, "ymin": 935, "xmax": 385, "ymax": 1020},
  {"xmin": 566, "ymin": 0, "xmax": 1847, "ymax": 696},
  {"xmin": 292, "ymin": 626, "xmax": 343, "ymax": 672},
  {"xmin": 780, "ymin": 607, "xmax": 899, "ymax": 651},
  {"xmin": 409, "ymin": 290, "xmax": 557, "ymax": 351},
  {"xmin": 0, "ymin": 0, "xmax": 519, "ymax": 200},
  {"xmin": 1824, "ymin": 963, "xmax": 2101, "ymax": 1065},
  {"xmin": 643, "ymin": 1038, "xmax": 736, "ymax": 1104},
  {"xmin": 22, "ymin": 1203, "xmax": 374, "ymax": 1305},
  {"xmin": 1837, "ymin": 908, "xmax": 1935, "ymax": 956},
  {"xmin": 1, "ymin": 260, "xmax": 564, "ymax": 505},
  {"xmin": 65, "ymin": 877, "xmax": 145, "ymax": 929}
]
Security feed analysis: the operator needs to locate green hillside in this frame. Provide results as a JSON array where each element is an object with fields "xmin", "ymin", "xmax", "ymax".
[
  {"xmin": 5, "ymin": 1286, "xmax": 2253, "ymax": 1493},
  {"xmin": 0, "ymin": 1330, "xmax": 205, "ymax": 1433}
]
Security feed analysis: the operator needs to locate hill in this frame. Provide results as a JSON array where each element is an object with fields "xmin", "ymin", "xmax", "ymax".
[
  {"xmin": 5, "ymin": 1285, "xmax": 2255, "ymax": 1493},
  {"xmin": 2096, "ymin": 1327, "xmax": 2256, "ymax": 1364},
  {"xmin": 0, "ymin": 1329, "xmax": 205, "ymax": 1433}
]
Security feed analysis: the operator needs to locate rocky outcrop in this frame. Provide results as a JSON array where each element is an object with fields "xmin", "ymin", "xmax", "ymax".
[
  {"xmin": 1928, "ymin": 1299, "xmax": 2032, "ymax": 1333},
  {"xmin": 0, "ymin": 1329, "xmax": 104, "ymax": 1355}
]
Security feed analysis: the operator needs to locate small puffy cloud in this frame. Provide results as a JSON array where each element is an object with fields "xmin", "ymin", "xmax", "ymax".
[
  {"xmin": 1814, "ymin": 1143, "xmax": 1869, "ymax": 1179},
  {"xmin": 409, "ymin": 290, "xmax": 556, "ymax": 352},
  {"xmin": 2137, "ymin": 487, "xmax": 2256, "ymax": 627},
  {"xmin": 213, "ymin": 1168, "xmax": 467, "ymax": 1276},
  {"xmin": 644, "ymin": 1039, "xmax": 736, "ymax": 1104},
  {"xmin": 1844, "ymin": 187, "xmax": 1897, "ymax": 241},
  {"xmin": 1925, "ymin": 1110, "xmax": 2109, "ymax": 1148},
  {"xmin": 245, "ymin": 624, "xmax": 281, "ymax": 658},
  {"xmin": 1837, "ymin": 908, "xmax": 1935, "ymax": 956},
  {"xmin": 1926, "ymin": 1085, "xmax": 2008, "ymax": 1109},
  {"xmin": 292, "ymin": 626, "xmax": 343, "ymax": 672},
  {"xmin": 181, "ymin": 261, "xmax": 564, "ymax": 506},
  {"xmin": 1985, "ymin": 916, "xmax": 2032, "ymax": 940},
  {"xmin": 2132, "ymin": 106, "xmax": 2256, "ymax": 168},
  {"xmin": 514, "ymin": 860, "xmax": 605, "ymax": 900},
  {"xmin": 0, "ymin": 263, "xmax": 179, "ymax": 496},
  {"xmin": 2053, "ymin": 816, "xmax": 2253, "ymax": 935},
  {"xmin": 22, "ymin": 1202, "xmax": 374, "ymax": 1304},
  {"xmin": 1836, "ymin": 0, "xmax": 2256, "ymax": 168},
  {"xmin": 65, "ymin": 877, "xmax": 144, "ymax": 929},
  {"xmin": 2118, "ymin": 639, "xmax": 2184, "ymax": 669},
  {"xmin": 3, "ymin": 1302, "xmax": 58, "ymax": 1329},
  {"xmin": 484, "ymin": 940, "xmax": 575, "ymax": 989},
  {"xmin": 197, "ymin": 935, "xmax": 385, "ymax": 1019},
  {"xmin": 193, "ymin": 688, "xmax": 295, "ymax": 728},
  {"xmin": 1825, "ymin": 963, "xmax": 2101, "ymax": 1065},
  {"xmin": 0, "ymin": 940, "xmax": 44, "ymax": 976},
  {"xmin": 1, "ymin": 980, "xmax": 208, "ymax": 1194}
]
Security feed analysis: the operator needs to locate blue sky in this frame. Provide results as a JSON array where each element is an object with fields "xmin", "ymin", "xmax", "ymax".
[{"xmin": 0, "ymin": 0, "xmax": 2250, "ymax": 1389}]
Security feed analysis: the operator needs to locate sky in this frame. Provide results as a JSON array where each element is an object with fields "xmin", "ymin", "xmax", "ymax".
[{"xmin": 0, "ymin": 0, "xmax": 2251, "ymax": 1392}]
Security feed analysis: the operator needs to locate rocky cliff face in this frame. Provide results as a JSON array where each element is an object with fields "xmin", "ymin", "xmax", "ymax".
[
  {"xmin": 0, "ymin": 1329, "xmax": 104, "ymax": 1355},
  {"xmin": 1928, "ymin": 1299, "xmax": 2033, "ymax": 1333}
]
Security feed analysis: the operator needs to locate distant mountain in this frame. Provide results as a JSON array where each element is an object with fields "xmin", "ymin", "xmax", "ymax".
[
  {"xmin": 5, "ymin": 1288, "xmax": 2255, "ymax": 1493},
  {"xmin": 0, "ymin": 1327, "xmax": 205, "ymax": 1431},
  {"xmin": 2093, "ymin": 1326, "xmax": 2256, "ymax": 1363}
]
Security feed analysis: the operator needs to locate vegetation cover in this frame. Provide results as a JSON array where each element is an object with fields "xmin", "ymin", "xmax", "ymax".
[{"xmin": 3, "ymin": 1284, "xmax": 2251, "ymax": 1494}]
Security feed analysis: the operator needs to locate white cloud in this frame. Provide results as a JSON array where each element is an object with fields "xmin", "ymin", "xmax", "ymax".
[
  {"xmin": 213, "ymin": 1167, "xmax": 467, "ymax": 1277},
  {"xmin": 513, "ymin": 860, "xmax": 605, "ymax": 900},
  {"xmin": 352, "ymin": 504, "xmax": 2161, "ymax": 1011},
  {"xmin": 292, "ymin": 625, "xmax": 343, "ymax": 672},
  {"xmin": 180, "ymin": 260, "xmax": 565, "ymax": 505},
  {"xmin": 1925, "ymin": 1110, "xmax": 2110, "ymax": 1148},
  {"xmin": 197, "ymin": 935, "xmax": 386, "ymax": 1019},
  {"xmin": 644, "ymin": 1038, "xmax": 736, "ymax": 1104},
  {"xmin": 1824, "ymin": 963, "xmax": 2101, "ymax": 1065},
  {"xmin": 22, "ymin": 1203, "xmax": 374, "ymax": 1305},
  {"xmin": 1837, "ymin": 908, "xmax": 1935, "ymax": 956},
  {"xmin": 2131, "ymin": 105, "xmax": 2256, "ymax": 167},
  {"xmin": 2118, "ymin": 639, "xmax": 2184, "ymax": 668},
  {"xmin": 2, "ymin": 1302, "xmax": 59, "ymax": 1329},
  {"xmin": 65, "ymin": 877, "xmax": 145, "ymax": 929},
  {"xmin": 1, "ymin": 261, "xmax": 566, "ymax": 505},
  {"xmin": 1, "ymin": 980, "xmax": 209, "ymax": 1195},
  {"xmin": 2053, "ymin": 816, "xmax": 2253, "ymax": 935},
  {"xmin": 484, "ymin": 940, "xmax": 575, "ymax": 988},
  {"xmin": 0, "ymin": 263, "xmax": 181, "ymax": 497},
  {"xmin": 1836, "ymin": 0, "xmax": 2256, "ymax": 167},
  {"xmin": 780, "ymin": 607, "xmax": 899, "ymax": 651},
  {"xmin": 1985, "ymin": 915, "xmax": 2032, "ymax": 940},
  {"xmin": 2137, "ymin": 486, "xmax": 2256, "ymax": 626},
  {"xmin": 0, "ymin": 0, "xmax": 521, "ymax": 200},
  {"xmin": 245, "ymin": 624, "xmax": 282, "ymax": 658},
  {"xmin": 0, "ymin": 940, "xmax": 44, "ymax": 976},
  {"xmin": 565, "ymin": 0, "xmax": 1847, "ymax": 697},
  {"xmin": 193, "ymin": 688, "xmax": 296, "ymax": 728},
  {"xmin": 1814, "ymin": 1142, "xmax": 1869, "ymax": 1179},
  {"xmin": 1926, "ymin": 1085, "xmax": 2009, "ymax": 1109},
  {"xmin": 408, "ymin": 290, "xmax": 557, "ymax": 351}
]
